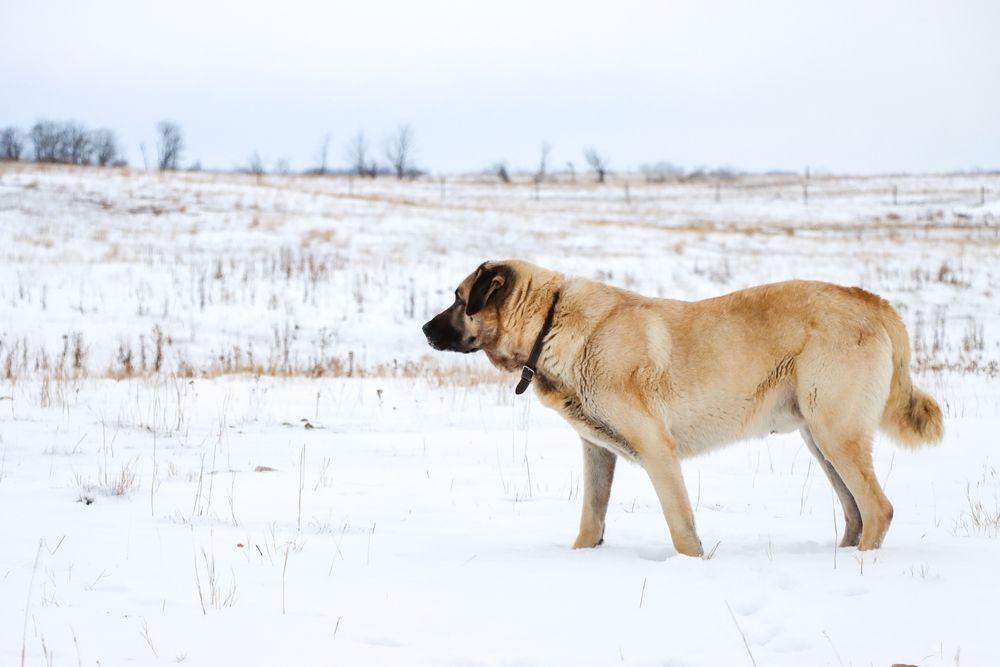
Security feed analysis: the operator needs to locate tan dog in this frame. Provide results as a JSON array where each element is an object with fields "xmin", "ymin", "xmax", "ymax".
[{"xmin": 422, "ymin": 260, "xmax": 943, "ymax": 557}]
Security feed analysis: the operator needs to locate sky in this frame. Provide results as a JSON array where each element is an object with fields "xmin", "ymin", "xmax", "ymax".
[{"xmin": 2, "ymin": 0, "xmax": 999, "ymax": 174}]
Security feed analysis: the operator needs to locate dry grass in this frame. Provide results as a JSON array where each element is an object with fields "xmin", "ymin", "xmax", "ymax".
[
  {"xmin": 2, "ymin": 165, "xmax": 997, "ymax": 387},
  {"xmin": 955, "ymin": 466, "xmax": 1000, "ymax": 538},
  {"xmin": 193, "ymin": 546, "xmax": 238, "ymax": 611},
  {"xmin": 4, "ymin": 318, "xmax": 516, "ymax": 385},
  {"xmin": 75, "ymin": 458, "xmax": 139, "ymax": 502}
]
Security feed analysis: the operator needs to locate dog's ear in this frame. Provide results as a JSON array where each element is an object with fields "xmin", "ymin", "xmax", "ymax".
[{"xmin": 466, "ymin": 263, "xmax": 509, "ymax": 316}]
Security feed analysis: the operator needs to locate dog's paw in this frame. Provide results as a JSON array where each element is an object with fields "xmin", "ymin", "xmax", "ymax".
[{"xmin": 572, "ymin": 532, "xmax": 604, "ymax": 549}]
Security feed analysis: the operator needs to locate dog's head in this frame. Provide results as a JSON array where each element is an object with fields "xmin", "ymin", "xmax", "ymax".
[{"xmin": 422, "ymin": 261, "xmax": 514, "ymax": 354}]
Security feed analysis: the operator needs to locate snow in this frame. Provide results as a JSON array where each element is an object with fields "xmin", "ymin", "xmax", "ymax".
[{"xmin": 1, "ymin": 165, "xmax": 999, "ymax": 665}]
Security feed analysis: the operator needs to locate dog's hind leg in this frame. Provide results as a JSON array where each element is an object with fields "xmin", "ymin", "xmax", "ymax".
[
  {"xmin": 572, "ymin": 439, "xmax": 617, "ymax": 549},
  {"xmin": 808, "ymin": 429, "xmax": 892, "ymax": 550},
  {"xmin": 795, "ymin": 328, "xmax": 894, "ymax": 550},
  {"xmin": 801, "ymin": 426, "xmax": 862, "ymax": 547}
]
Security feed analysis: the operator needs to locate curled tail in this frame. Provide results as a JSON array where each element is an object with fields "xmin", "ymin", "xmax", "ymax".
[{"xmin": 880, "ymin": 306, "xmax": 944, "ymax": 448}]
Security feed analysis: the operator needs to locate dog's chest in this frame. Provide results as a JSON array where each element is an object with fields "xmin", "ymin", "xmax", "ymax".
[{"xmin": 535, "ymin": 378, "xmax": 638, "ymax": 460}]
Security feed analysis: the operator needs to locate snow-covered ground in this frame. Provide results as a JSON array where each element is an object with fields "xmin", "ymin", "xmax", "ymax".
[{"xmin": 1, "ymin": 164, "xmax": 999, "ymax": 665}]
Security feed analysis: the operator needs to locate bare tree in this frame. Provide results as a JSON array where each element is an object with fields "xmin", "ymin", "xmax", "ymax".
[
  {"xmin": 534, "ymin": 141, "xmax": 552, "ymax": 183},
  {"xmin": 156, "ymin": 121, "xmax": 184, "ymax": 171},
  {"xmin": 313, "ymin": 133, "xmax": 331, "ymax": 175},
  {"xmin": 30, "ymin": 120, "xmax": 64, "ymax": 162},
  {"xmin": 345, "ymin": 131, "xmax": 372, "ymax": 177},
  {"xmin": 91, "ymin": 129, "xmax": 122, "ymax": 167},
  {"xmin": 584, "ymin": 148, "xmax": 608, "ymax": 183},
  {"xmin": 385, "ymin": 124, "xmax": 414, "ymax": 180},
  {"xmin": 29, "ymin": 120, "xmax": 95, "ymax": 165},
  {"xmin": 245, "ymin": 152, "xmax": 265, "ymax": 183},
  {"xmin": 63, "ymin": 123, "xmax": 93, "ymax": 165},
  {"xmin": 0, "ymin": 127, "xmax": 26, "ymax": 160},
  {"xmin": 492, "ymin": 161, "xmax": 511, "ymax": 184}
]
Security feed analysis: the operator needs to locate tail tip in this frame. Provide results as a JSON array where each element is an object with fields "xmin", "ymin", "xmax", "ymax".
[{"xmin": 895, "ymin": 390, "xmax": 944, "ymax": 448}]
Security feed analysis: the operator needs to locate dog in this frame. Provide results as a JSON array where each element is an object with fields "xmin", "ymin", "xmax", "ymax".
[{"xmin": 423, "ymin": 260, "xmax": 943, "ymax": 557}]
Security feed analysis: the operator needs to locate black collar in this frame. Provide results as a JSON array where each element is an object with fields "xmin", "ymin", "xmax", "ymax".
[{"xmin": 515, "ymin": 291, "xmax": 560, "ymax": 395}]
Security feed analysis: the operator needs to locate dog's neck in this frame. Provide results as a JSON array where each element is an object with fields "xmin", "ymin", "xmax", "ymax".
[{"xmin": 484, "ymin": 280, "xmax": 562, "ymax": 374}]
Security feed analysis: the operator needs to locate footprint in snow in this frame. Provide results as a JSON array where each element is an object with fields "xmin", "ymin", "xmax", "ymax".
[{"xmin": 731, "ymin": 597, "xmax": 763, "ymax": 616}]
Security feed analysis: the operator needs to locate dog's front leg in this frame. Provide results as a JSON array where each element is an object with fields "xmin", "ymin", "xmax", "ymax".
[
  {"xmin": 572, "ymin": 439, "xmax": 617, "ymax": 549},
  {"xmin": 640, "ymin": 442, "xmax": 704, "ymax": 558}
]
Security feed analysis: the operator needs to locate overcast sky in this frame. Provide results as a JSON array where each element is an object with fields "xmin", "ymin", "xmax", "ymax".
[{"xmin": 3, "ymin": 0, "xmax": 998, "ymax": 174}]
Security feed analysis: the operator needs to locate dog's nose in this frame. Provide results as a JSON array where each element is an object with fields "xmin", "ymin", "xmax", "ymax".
[
  {"xmin": 422, "ymin": 321, "xmax": 440, "ymax": 346},
  {"xmin": 422, "ymin": 321, "xmax": 443, "ymax": 349}
]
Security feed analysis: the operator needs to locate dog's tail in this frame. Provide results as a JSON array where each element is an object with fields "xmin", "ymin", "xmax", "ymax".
[{"xmin": 880, "ymin": 305, "xmax": 944, "ymax": 448}]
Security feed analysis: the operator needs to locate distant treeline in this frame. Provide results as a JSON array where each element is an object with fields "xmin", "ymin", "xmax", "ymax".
[
  {"xmin": 0, "ymin": 119, "xmax": 187, "ymax": 171},
  {"xmin": 2, "ymin": 118, "xmax": 808, "ymax": 182},
  {"xmin": 1, "ymin": 120, "xmax": 126, "ymax": 167},
  {"xmin": 0, "ymin": 119, "xmax": 425, "ymax": 179}
]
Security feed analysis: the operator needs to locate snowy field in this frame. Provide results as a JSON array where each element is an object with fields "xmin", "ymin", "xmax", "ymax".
[{"xmin": 2, "ymin": 164, "xmax": 999, "ymax": 666}]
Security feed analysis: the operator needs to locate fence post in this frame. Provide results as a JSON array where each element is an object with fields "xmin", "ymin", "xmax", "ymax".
[
  {"xmin": 440, "ymin": 176, "xmax": 446, "ymax": 202},
  {"xmin": 624, "ymin": 182, "xmax": 630, "ymax": 204},
  {"xmin": 348, "ymin": 174, "xmax": 354, "ymax": 196},
  {"xmin": 715, "ymin": 181, "xmax": 721, "ymax": 203},
  {"xmin": 803, "ymin": 182, "xmax": 808, "ymax": 205},
  {"xmin": 981, "ymin": 185, "xmax": 986, "ymax": 206},
  {"xmin": 892, "ymin": 184, "xmax": 897, "ymax": 206}
]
